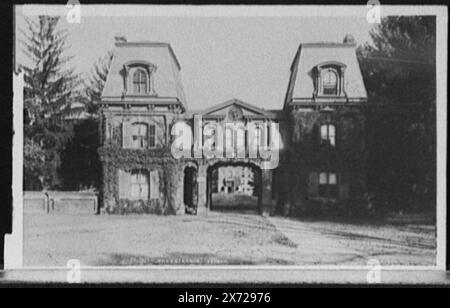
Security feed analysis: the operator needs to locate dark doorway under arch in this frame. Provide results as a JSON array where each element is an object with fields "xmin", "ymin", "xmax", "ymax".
[
  {"xmin": 207, "ymin": 162, "xmax": 262, "ymax": 213},
  {"xmin": 184, "ymin": 166, "xmax": 198, "ymax": 215}
]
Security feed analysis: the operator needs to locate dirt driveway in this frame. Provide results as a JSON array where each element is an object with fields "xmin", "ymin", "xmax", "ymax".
[{"xmin": 23, "ymin": 211, "xmax": 436, "ymax": 267}]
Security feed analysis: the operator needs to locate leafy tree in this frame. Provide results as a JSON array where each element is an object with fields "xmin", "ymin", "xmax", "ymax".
[
  {"xmin": 58, "ymin": 51, "xmax": 113, "ymax": 191},
  {"xmin": 60, "ymin": 118, "xmax": 101, "ymax": 191},
  {"xmin": 358, "ymin": 16, "xmax": 436, "ymax": 211},
  {"xmin": 20, "ymin": 16, "xmax": 78, "ymax": 189},
  {"xmin": 358, "ymin": 16, "xmax": 435, "ymax": 105},
  {"xmin": 23, "ymin": 137, "xmax": 45, "ymax": 190}
]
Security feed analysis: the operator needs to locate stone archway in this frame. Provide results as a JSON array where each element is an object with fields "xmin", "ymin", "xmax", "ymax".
[{"xmin": 206, "ymin": 161, "xmax": 263, "ymax": 214}]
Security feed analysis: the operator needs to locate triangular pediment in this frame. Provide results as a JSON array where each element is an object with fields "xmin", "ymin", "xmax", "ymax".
[{"xmin": 200, "ymin": 98, "xmax": 275, "ymax": 120}]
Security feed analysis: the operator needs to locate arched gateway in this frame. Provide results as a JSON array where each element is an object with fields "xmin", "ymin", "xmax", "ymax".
[
  {"xmin": 181, "ymin": 159, "xmax": 274, "ymax": 216},
  {"xmin": 177, "ymin": 98, "xmax": 281, "ymax": 216},
  {"xmin": 207, "ymin": 161, "xmax": 262, "ymax": 213}
]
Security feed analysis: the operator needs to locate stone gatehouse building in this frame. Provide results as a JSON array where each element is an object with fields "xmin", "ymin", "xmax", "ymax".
[{"xmin": 98, "ymin": 35, "xmax": 367, "ymax": 216}]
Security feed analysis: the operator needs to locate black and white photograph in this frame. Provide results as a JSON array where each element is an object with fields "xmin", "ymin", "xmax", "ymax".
[{"xmin": 1, "ymin": 3, "xmax": 447, "ymax": 285}]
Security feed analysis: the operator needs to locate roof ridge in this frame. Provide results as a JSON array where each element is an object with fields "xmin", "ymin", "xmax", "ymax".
[
  {"xmin": 115, "ymin": 41, "xmax": 171, "ymax": 45},
  {"xmin": 300, "ymin": 42, "xmax": 357, "ymax": 48},
  {"xmin": 115, "ymin": 41, "xmax": 182, "ymax": 71}
]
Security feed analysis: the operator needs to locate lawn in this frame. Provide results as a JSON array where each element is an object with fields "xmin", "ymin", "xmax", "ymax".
[
  {"xmin": 24, "ymin": 212, "xmax": 297, "ymax": 266},
  {"xmin": 211, "ymin": 193, "xmax": 258, "ymax": 211},
  {"xmin": 23, "ymin": 211, "xmax": 436, "ymax": 267}
]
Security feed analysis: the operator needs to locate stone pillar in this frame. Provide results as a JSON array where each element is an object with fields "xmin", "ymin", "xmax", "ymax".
[
  {"xmin": 176, "ymin": 170, "xmax": 185, "ymax": 215},
  {"xmin": 197, "ymin": 164, "xmax": 208, "ymax": 216},
  {"xmin": 340, "ymin": 67, "xmax": 346, "ymax": 95},
  {"xmin": 260, "ymin": 169, "xmax": 273, "ymax": 217},
  {"xmin": 44, "ymin": 191, "xmax": 50, "ymax": 214}
]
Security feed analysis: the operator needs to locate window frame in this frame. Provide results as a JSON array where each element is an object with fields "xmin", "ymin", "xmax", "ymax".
[
  {"xmin": 315, "ymin": 62, "xmax": 346, "ymax": 98},
  {"xmin": 320, "ymin": 123, "xmax": 336, "ymax": 147},
  {"xmin": 321, "ymin": 68, "xmax": 339, "ymax": 96},
  {"xmin": 132, "ymin": 68, "xmax": 148, "ymax": 95},
  {"xmin": 148, "ymin": 124, "xmax": 156, "ymax": 148},
  {"xmin": 130, "ymin": 169, "xmax": 149, "ymax": 200},
  {"xmin": 131, "ymin": 122, "xmax": 149, "ymax": 149},
  {"xmin": 318, "ymin": 171, "xmax": 338, "ymax": 198}
]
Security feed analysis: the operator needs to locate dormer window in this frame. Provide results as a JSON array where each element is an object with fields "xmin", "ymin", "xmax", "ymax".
[
  {"xmin": 133, "ymin": 69, "xmax": 148, "ymax": 94},
  {"xmin": 315, "ymin": 61, "xmax": 346, "ymax": 97},
  {"xmin": 321, "ymin": 69, "xmax": 338, "ymax": 95},
  {"xmin": 122, "ymin": 60, "xmax": 157, "ymax": 96}
]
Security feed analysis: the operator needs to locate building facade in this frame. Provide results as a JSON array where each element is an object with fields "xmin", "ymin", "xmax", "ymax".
[
  {"xmin": 216, "ymin": 166, "xmax": 255, "ymax": 195},
  {"xmin": 98, "ymin": 35, "xmax": 367, "ymax": 216}
]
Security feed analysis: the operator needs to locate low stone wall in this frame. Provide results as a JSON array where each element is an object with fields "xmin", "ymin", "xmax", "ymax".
[{"xmin": 24, "ymin": 191, "xmax": 98, "ymax": 214}]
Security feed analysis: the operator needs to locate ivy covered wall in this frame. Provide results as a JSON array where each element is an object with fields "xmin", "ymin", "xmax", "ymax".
[
  {"xmin": 97, "ymin": 103, "xmax": 367, "ymax": 217},
  {"xmin": 98, "ymin": 144, "xmax": 182, "ymax": 214},
  {"xmin": 278, "ymin": 106, "xmax": 367, "ymax": 217}
]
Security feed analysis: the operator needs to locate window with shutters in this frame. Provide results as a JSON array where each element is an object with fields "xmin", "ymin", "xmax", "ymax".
[
  {"xmin": 320, "ymin": 124, "xmax": 336, "ymax": 147},
  {"xmin": 131, "ymin": 123, "xmax": 148, "ymax": 149},
  {"xmin": 149, "ymin": 170, "xmax": 160, "ymax": 199},
  {"xmin": 318, "ymin": 172, "xmax": 338, "ymax": 198},
  {"xmin": 118, "ymin": 169, "xmax": 129, "ymax": 199},
  {"xmin": 130, "ymin": 170, "xmax": 149, "ymax": 200}
]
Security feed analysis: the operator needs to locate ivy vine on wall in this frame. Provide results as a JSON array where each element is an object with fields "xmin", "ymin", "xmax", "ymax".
[{"xmin": 98, "ymin": 144, "xmax": 181, "ymax": 215}]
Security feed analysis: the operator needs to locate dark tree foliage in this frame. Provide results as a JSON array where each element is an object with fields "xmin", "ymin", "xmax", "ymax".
[
  {"xmin": 60, "ymin": 118, "xmax": 101, "ymax": 191},
  {"xmin": 358, "ymin": 16, "xmax": 435, "ymax": 105},
  {"xmin": 358, "ymin": 16, "xmax": 436, "ymax": 212},
  {"xmin": 21, "ymin": 16, "xmax": 78, "ymax": 190},
  {"xmin": 58, "ymin": 51, "xmax": 113, "ymax": 191}
]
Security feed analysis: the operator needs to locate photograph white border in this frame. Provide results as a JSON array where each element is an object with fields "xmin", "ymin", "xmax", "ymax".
[{"xmin": 6, "ymin": 4, "xmax": 448, "ymax": 283}]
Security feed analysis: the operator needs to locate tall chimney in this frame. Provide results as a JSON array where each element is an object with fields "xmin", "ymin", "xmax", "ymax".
[{"xmin": 343, "ymin": 34, "xmax": 356, "ymax": 45}]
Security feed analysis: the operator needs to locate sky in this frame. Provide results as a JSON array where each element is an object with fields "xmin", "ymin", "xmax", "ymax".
[{"xmin": 16, "ymin": 5, "xmax": 376, "ymax": 111}]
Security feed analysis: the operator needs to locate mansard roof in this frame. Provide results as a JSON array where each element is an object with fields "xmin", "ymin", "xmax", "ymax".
[
  {"xmin": 284, "ymin": 40, "xmax": 368, "ymax": 107},
  {"xmin": 101, "ymin": 41, "xmax": 187, "ymax": 109}
]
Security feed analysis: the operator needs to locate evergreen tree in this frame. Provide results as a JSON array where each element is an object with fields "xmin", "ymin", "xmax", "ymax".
[
  {"xmin": 20, "ymin": 16, "xmax": 78, "ymax": 189},
  {"xmin": 81, "ymin": 51, "xmax": 113, "ymax": 114},
  {"xmin": 358, "ymin": 16, "xmax": 436, "ymax": 211},
  {"xmin": 358, "ymin": 16, "xmax": 435, "ymax": 105}
]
